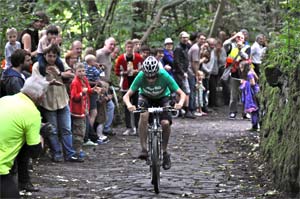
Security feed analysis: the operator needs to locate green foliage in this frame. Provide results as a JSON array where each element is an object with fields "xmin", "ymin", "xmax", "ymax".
[
  {"xmin": 259, "ymin": 0, "xmax": 300, "ymax": 193},
  {"xmin": 0, "ymin": 0, "xmax": 32, "ymax": 58},
  {"xmin": 262, "ymin": 0, "xmax": 300, "ymax": 73},
  {"xmin": 0, "ymin": 0, "xmax": 297, "ymax": 57}
]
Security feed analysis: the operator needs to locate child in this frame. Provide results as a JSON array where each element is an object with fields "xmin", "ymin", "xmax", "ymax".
[
  {"xmin": 70, "ymin": 63, "xmax": 101, "ymax": 160},
  {"xmin": 239, "ymin": 61, "xmax": 260, "ymax": 131},
  {"xmin": 37, "ymin": 25, "xmax": 64, "ymax": 76},
  {"xmin": 4, "ymin": 28, "xmax": 21, "ymax": 69},
  {"xmin": 194, "ymin": 70, "xmax": 208, "ymax": 116},
  {"xmin": 153, "ymin": 48, "xmax": 165, "ymax": 69},
  {"xmin": 84, "ymin": 54, "xmax": 108, "ymax": 144}
]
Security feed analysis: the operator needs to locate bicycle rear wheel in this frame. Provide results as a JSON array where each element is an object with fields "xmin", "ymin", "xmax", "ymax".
[{"xmin": 151, "ymin": 134, "xmax": 160, "ymax": 194}]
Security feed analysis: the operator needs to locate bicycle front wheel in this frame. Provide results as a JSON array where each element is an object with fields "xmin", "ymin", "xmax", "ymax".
[{"xmin": 151, "ymin": 134, "xmax": 160, "ymax": 194}]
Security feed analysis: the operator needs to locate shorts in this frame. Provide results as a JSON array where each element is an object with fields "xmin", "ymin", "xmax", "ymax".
[
  {"xmin": 89, "ymin": 93, "xmax": 98, "ymax": 110},
  {"xmin": 138, "ymin": 94, "xmax": 172, "ymax": 124}
]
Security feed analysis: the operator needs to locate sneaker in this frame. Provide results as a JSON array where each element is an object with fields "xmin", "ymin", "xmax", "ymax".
[
  {"xmin": 97, "ymin": 136, "xmax": 110, "ymax": 144},
  {"xmin": 229, "ymin": 112, "xmax": 236, "ymax": 119},
  {"xmin": 162, "ymin": 152, "xmax": 171, "ymax": 170},
  {"xmin": 194, "ymin": 112, "xmax": 203, "ymax": 117},
  {"xmin": 185, "ymin": 111, "xmax": 196, "ymax": 119},
  {"xmin": 19, "ymin": 181, "xmax": 39, "ymax": 192},
  {"xmin": 131, "ymin": 128, "xmax": 137, "ymax": 135},
  {"xmin": 138, "ymin": 150, "xmax": 148, "ymax": 160},
  {"xmin": 247, "ymin": 128, "xmax": 260, "ymax": 132},
  {"xmin": 66, "ymin": 155, "xmax": 84, "ymax": 163},
  {"xmin": 83, "ymin": 139, "xmax": 98, "ymax": 146},
  {"xmin": 201, "ymin": 112, "xmax": 208, "ymax": 116},
  {"xmin": 123, "ymin": 128, "xmax": 137, "ymax": 136},
  {"xmin": 243, "ymin": 113, "xmax": 251, "ymax": 120}
]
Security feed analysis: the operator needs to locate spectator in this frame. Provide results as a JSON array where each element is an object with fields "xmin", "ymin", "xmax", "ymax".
[
  {"xmin": 18, "ymin": 11, "xmax": 49, "ymax": 62},
  {"xmin": 36, "ymin": 25, "xmax": 64, "ymax": 77},
  {"xmin": 239, "ymin": 61, "xmax": 260, "ymax": 131},
  {"xmin": 115, "ymin": 39, "xmax": 143, "ymax": 135},
  {"xmin": 84, "ymin": 54, "xmax": 109, "ymax": 143},
  {"xmin": 37, "ymin": 25, "xmax": 59, "ymax": 55},
  {"xmin": 162, "ymin": 38, "xmax": 174, "ymax": 77},
  {"xmin": 70, "ymin": 63, "xmax": 102, "ymax": 161},
  {"xmin": 187, "ymin": 33, "xmax": 210, "ymax": 116},
  {"xmin": 111, "ymin": 46, "xmax": 120, "ymax": 60},
  {"xmin": 206, "ymin": 38, "xmax": 227, "ymax": 107},
  {"xmin": 140, "ymin": 45, "xmax": 151, "ymax": 60},
  {"xmin": 4, "ymin": 28, "xmax": 21, "ymax": 69},
  {"xmin": 71, "ymin": 40, "xmax": 83, "ymax": 62},
  {"xmin": 218, "ymin": 30, "xmax": 228, "ymax": 43},
  {"xmin": 1, "ymin": 49, "xmax": 31, "ymax": 96},
  {"xmin": 96, "ymin": 37, "xmax": 116, "ymax": 135},
  {"xmin": 251, "ymin": 34, "xmax": 267, "ymax": 77},
  {"xmin": 0, "ymin": 75, "xmax": 49, "ymax": 198},
  {"xmin": 132, "ymin": 38, "xmax": 141, "ymax": 53},
  {"xmin": 195, "ymin": 70, "xmax": 207, "ymax": 116},
  {"xmin": 173, "ymin": 31, "xmax": 195, "ymax": 118},
  {"xmin": 0, "ymin": 49, "xmax": 41, "ymax": 193},
  {"xmin": 65, "ymin": 50, "xmax": 78, "ymax": 70},
  {"xmin": 223, "ymin": 31, "xmax": 251, "ymax": 119},
  {"xmin": 153, "ymin": 47, "xmax": 165, "ymax": 68},
  {"xmin": 32, "ymin": 44, "xmax": 82, "ymax": 162}
]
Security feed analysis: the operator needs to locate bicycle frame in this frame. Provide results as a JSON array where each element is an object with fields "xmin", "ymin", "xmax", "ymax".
[
  {"xmin": 134, "ymin": 106, "xmax": 175, "ymax": 194},
  {"xmin": 147, "ymin": 108, "xmax": 162, "ymax": 194}
]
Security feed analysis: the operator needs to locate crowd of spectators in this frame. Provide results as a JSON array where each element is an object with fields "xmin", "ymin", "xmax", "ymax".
[{"xmin": 0, "ymin": 11, "xmax": 267, "ymax": 198}]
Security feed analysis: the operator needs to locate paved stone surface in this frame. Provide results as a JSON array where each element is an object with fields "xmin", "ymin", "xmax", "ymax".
[{"xmin": 27, "ymin": 106, "xmax": 286, "ymax": 198}]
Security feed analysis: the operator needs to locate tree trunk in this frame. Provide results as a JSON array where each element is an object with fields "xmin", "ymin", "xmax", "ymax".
[
  {"xmin": 208, "ymin": 0, "xmax": 226, "ymax": 38},
  {"xmin": 140, "ymin": 0, "xmax": 186, "ymax": 44},
  {"xmin": 84, "ymin": 0, "xmax": 118, "ymax": 48},
  {"xmin": 132, "ymin": 1, "xmax": 148, "ymax": 39}
]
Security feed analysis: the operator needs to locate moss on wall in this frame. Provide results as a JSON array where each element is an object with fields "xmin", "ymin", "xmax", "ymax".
[{"xmin": 260, "ymin": 63, "xmax": 300, "ymax": 194}]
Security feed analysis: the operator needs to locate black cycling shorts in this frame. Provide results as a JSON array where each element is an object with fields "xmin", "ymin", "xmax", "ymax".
[{"xmin": 138, "ymin": 94, "xmax": 172, "ymax": 124}]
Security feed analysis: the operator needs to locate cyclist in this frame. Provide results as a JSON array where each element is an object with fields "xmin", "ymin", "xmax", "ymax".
[{"xmin": 123, "ymin": 56, "xmax": 186, "ymax": 170}]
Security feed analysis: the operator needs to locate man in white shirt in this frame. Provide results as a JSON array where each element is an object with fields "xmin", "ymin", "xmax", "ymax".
[{"xmin": 251, "ymin": 34, "xmax": 267, "ymax": 76}]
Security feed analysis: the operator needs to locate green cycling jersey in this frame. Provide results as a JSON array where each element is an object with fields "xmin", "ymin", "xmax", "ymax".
[{"xmin": 130, "ymin": 68, "xmax": 179, "ymax": 99}]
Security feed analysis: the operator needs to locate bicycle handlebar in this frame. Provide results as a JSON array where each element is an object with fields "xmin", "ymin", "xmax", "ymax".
[{"xmin": 133, "ymin": 106, "xmax": 177, "ymax": 114}]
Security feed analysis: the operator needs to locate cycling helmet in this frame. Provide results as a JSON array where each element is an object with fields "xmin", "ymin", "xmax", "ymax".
[{"xmin": 142, "ymin": 56, "xmax": 159, "ymax": 77}]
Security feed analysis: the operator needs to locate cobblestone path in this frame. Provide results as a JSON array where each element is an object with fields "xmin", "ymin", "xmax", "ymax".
[{"xmin": 28, "ymin": 107, "xmax": 285, "ymax": 199}]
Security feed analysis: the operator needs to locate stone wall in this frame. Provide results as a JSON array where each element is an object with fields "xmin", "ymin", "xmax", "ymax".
[{"xmin": 260, "ymin": 65, "xmax": 300, "ymax": 195}]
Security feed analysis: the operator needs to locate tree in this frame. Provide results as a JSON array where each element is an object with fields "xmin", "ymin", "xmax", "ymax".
[
  {"xmin": 140, "ymin": 0, "xmax": 186, "ymax": 44},
  {"xmin": 208, "ymin": 0, "xmax": 226, "ymax": 38}
]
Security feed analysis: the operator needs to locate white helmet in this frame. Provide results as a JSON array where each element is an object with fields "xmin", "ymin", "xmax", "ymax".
[{"xmin": 142, "ymin": 56, "xmax": 159, "ymax": 77}]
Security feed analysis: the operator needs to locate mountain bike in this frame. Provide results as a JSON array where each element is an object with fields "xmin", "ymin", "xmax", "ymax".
[{"xmin": 134, "ymin": 106, "xmax": 175, "ymax": 194}]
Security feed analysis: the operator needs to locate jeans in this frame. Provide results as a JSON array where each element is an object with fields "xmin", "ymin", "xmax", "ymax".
[
  {"xmin": 188, "ymin": 75, "xmax": 196, "ymax": 112},
  {"xmin": 208, "ymin": 74, "xmax": 218, "ymax": 107},
  {"xmin": 202, "ymin": 78, "xmax": 209, "ymax": 112},
  {"xmin": 122, "ymin": 91, "xmax": 139, "ymax": 128},
  {"xmin": 41, "ymin": 105, "xmax": 75, "ymax": 159},
  {"xmin": 229, "ymin": 77, "xmax": 241, "ymax": 113},
  {"xmin": 103, "ymin": 100, "xmax": 115, "ymax": 132}
]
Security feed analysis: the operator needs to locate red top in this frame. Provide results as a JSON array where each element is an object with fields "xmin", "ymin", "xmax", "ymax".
[
  {"xmin": 70, "ymin": 76, "xmax": 93, "ymax": 118},
  {"xmin": 114, "ymin": 53, "xmax": 143, "ymax": 90}
]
